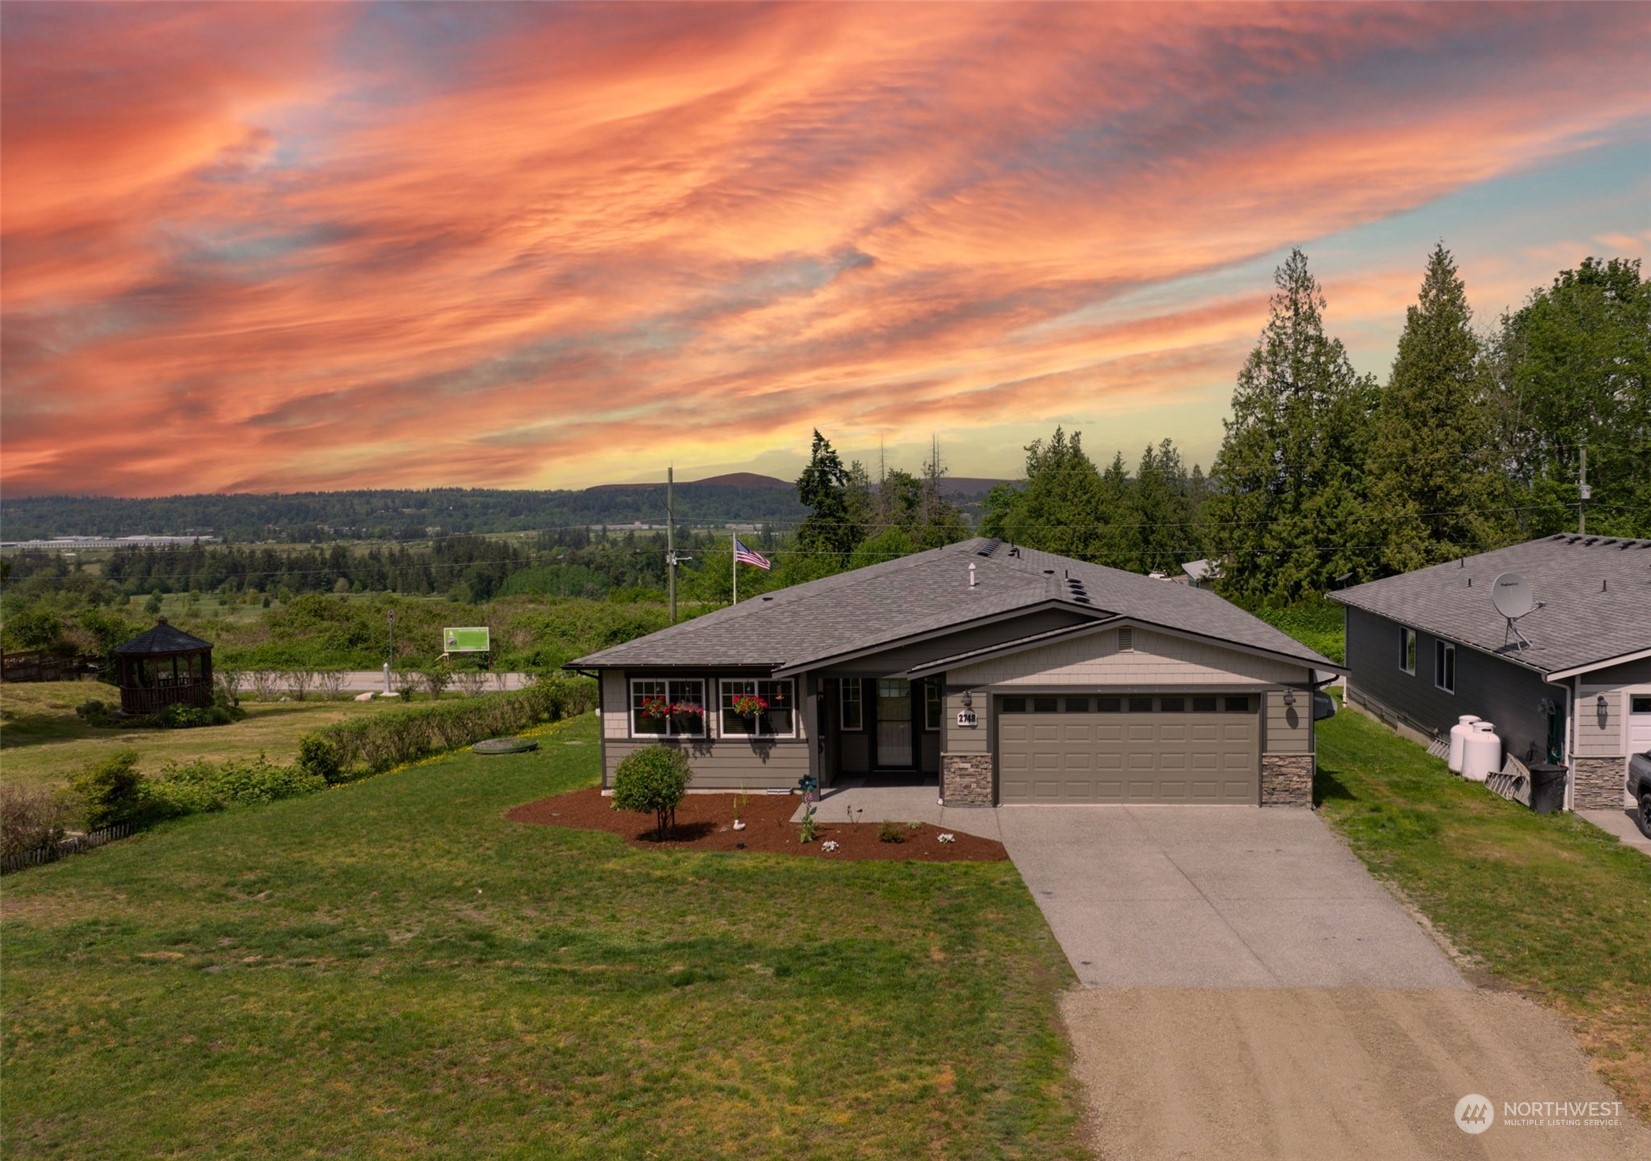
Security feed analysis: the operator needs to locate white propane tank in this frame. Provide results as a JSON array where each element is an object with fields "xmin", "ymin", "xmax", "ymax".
[
  {"xmin": 1462, "ymin": 723, "xmax": 1501, "ymax": 783},
  {"xmin": 1448, "ymin": 714, "xmax": 1482, "ymax": 774}
]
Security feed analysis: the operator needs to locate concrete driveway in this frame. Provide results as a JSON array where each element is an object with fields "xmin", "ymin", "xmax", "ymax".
[
  {"xmin": 997, "ymin": 805, "xmax": 1464, "ymax": 988},
  {"xmin": 997, "ymin": 805, "xmax": 1651, "ymax": 1159}
]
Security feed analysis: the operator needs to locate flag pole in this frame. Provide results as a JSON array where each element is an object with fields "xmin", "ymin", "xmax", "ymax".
[{"xmin": 731, "ymin": 530, "xmax": 737, "ymax": 606}]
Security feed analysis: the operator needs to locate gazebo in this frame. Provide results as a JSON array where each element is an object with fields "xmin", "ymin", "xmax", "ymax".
[{"xmin": 113, "ymin": 617, "xmax": 214, "ymax": 716}]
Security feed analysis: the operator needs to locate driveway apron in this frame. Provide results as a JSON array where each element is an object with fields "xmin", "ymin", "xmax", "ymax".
[{"xmin": 996, "ymin": 804, "xmax": 1463, "ymax": 988}]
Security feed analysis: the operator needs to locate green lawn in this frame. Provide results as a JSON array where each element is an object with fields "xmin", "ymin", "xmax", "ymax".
[
  {"xmin": 0, "ymin": 682, "xmax": 407, "ymax": 790},
  {"xmin": 1316, "ymin": 707, "xmax": 1651, "ymax": 1116},
  {"xmin": 0, "ymin": 713, "xmax": 1088, "ymax": 1160}
]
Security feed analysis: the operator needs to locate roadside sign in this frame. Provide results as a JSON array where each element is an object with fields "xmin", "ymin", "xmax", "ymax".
[{"xmin": 443, "ymin": 627, "xmax": 491, "ymax": 653}]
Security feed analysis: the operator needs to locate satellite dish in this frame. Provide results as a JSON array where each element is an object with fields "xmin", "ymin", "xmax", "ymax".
[{"xmin": 1492, "ymin": 573, "xmax": 1535, "ymax": 619}]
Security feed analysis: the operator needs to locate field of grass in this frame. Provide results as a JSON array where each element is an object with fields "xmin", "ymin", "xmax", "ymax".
[
  {"xmin": 0, "ymin": 712, "xmax": 1088, "ymax": 1160},
  {"xmin": 0, "ymin": 682, "xmax": 405, "ymax": 790},
  {"xmin": 1316, "ymin": 707, "xmax": 1651, "ymax": 1116}
]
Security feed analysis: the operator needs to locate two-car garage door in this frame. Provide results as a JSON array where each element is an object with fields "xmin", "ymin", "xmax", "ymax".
[{"xmin": 998, "ymin": 694, "xmax": 1259, "ymax": 804}]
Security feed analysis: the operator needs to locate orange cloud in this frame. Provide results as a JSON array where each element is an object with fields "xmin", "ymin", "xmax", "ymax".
[{"xmin": 3, "ymin": 2, "xmax": 1647, "ymax": 497}]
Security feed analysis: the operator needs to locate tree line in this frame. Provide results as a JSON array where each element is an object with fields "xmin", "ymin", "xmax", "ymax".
[{"xmin": 887, "ymin": 246, "xmax": 1643, "ymax": 606}]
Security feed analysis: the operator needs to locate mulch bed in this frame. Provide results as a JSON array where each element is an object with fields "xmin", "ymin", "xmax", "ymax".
[{"xmin": 506, "ymin": 787, "xmax": 1008, "ymax": 862}]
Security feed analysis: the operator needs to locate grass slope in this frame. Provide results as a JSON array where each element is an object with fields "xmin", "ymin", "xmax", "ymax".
[
  {"xmin": 1316, "ymin": 707, "xmax": 1651, "ymax": 1116},
  {"xmin": 0, "ymin": 682, "xmax": 402, "ymax": 790},
  {"xmin": 1, "ymin": 713, "xmax": 1087, "ymax": 1160}
]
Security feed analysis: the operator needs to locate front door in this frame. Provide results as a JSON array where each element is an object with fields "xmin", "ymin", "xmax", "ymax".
[{"xmin": 876, "ymin": 679, "xmax": 913, "ymax": 768}]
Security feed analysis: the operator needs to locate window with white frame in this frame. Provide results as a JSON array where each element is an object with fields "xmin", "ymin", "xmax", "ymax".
[
  {"xmin": 1434, "ymin": 641, "xmax": 1455, "ymax": 693},
  {"xmin": 839, "ymin": 678, "xmax": 863, "ymax": 731},
  {"xmin": 1400, "ymin": 627, "xmax": 1416, "ymax": 675},
  {"xmin": 719, "ymin": 678, "xmax": 795, "ymax": 736},
  {"xmin": 924, "ymin": 681, "xmax": 942, "ymax": 731},
  {"xmin": 629, "ymin": 678, "xmax": 707, "ymax": 737}
]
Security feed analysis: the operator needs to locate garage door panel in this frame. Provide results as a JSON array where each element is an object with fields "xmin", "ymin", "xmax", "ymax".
[{"xmin": 998, "ymin": 707, "xmax": 1258, "ymax": 804}]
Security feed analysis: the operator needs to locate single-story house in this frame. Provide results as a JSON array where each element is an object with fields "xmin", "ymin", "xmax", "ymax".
[
  {"xmin": 569, "ymin": 539, "xmax": 1339, "ymax": 807},
  {"xmin": 1329, "ymin": 534, "xmax": 1651, "ymax": 810}
]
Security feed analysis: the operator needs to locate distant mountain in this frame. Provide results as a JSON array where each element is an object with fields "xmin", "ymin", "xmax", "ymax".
[
  {"xmin": 1, "ymin": 472, "xmax": 1011, "ymax": 544},
  {"xmin": 587, "ymin": 471, "xmax": 791, "ymax": 492}
]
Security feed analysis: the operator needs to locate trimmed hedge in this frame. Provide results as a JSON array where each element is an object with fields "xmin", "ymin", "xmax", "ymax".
[{"xmin": 306, "ymin": 674, "xmax": 597, "ymax": 779}]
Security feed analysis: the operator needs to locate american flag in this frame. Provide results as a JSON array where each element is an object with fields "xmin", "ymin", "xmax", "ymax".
[{"xmin": 733, "ymin": 538, "xmax": 771, "ymax": 570}]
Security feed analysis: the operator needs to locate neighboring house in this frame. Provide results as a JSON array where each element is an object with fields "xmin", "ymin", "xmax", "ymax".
[
  {"xmin": 1178, "ymin": 559, "xmax": 1214, "ymax": 589},
  {"xmin": 1330, "ymin": 534, "xmax": 1651, "ymax": 810},
  {"xmin": 569, "ymin": 539, "xmax": 1338, "ymax": 807}
]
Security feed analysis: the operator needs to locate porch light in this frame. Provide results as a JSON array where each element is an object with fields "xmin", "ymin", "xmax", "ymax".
[
  {"xmin": 1282, "ymin": 690, "xmax": 1296, "ymax": 707},
  {"xmin": 961, "ymin": 691, "xmax": 973, "ymax": 709},
  {"xmin": 1596, "ymin": 694, "xmax": 1608, "ymax": 713}
]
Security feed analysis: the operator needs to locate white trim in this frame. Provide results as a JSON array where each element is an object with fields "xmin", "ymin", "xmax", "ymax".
[
  {"xmin": 1545, "ymin": 646, "xmax": 1651, "ymax": 682},
  {"xmin": 627, "ymin": 677, "xmax": 707, "ymax": 739},
  {"xmin": 716, "ymin": 677, "xmax": 798, "ymax": 739}
]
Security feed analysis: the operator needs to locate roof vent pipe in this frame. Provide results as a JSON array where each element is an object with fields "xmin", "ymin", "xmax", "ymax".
[{"xmin": 968, "ymin": 563, "xmax": 978, "ymax": 589}]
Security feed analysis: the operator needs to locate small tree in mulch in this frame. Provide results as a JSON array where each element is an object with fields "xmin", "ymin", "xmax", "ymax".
[{"xmin": 611, "ymin": 745, "xmax": 694, "ymax": 840}]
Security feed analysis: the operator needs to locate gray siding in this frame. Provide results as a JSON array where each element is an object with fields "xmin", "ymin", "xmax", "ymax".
[
  {"xmin": 603, "ymin": 737, "xmax": 810, "ymax": 790},
  {"xmin": 1263, "ymin": 689, "xmax": 1312, "ymax": 755},
  {"xmin": 944, "ymin": 690, "xmax": 990, "ymax": 755},
  {"xmin": 1577, "ymin": 658, "xmax": 1651, "ymax": 758},
  {"xmin": 1345, "ymin": 607, "xmax": 1556, "ymax": 765},
  {"xmin": 951, "ymin": 626, "xmax": 1308, "ymax": 687}
]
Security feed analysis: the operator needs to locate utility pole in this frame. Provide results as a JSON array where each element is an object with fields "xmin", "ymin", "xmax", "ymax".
[
  {"xmin": 666, "ymin": 466, "xmax": 676, "ymax": 624},
  {"xmin": 1579, "ymin": 448, "xmax": 1590, "ymax": 534}
]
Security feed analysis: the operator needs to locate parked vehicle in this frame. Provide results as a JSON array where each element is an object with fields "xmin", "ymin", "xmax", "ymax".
[
  {"xmin": 1313, "ymin": 691, "xmax": 1337, "ymax": 721},
  {"xmin": 1628, "ymin": 751, "xmax": 1651, "ymax": 839}
]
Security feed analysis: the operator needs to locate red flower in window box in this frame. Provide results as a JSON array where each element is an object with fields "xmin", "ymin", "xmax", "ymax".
[
  {"xmin": 729, "ymin": 693, "xmax": 768, "ymax": 718},
  {"xmin": 669, "ymin": 702, "xmax": 703, "ymax": 720},
  {"xmin": 639, "ymin": 696, "xmax": 670, "ymax": 720}
]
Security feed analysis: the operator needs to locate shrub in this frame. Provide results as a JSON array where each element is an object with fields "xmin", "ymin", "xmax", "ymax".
[
  {"xmin": 878, "ymin": 820, "xmax": 906, "ymax": 844},
  {"xmin": 150, "ymin": 756, "xmax": 325, "ymax": 814},
  {"xmin": 311, "ymin": 675, "xmax": 596, "ymax": 779},
  {"xmin": 612, "ymin": 745, "xmax": 694, "ymax": 839},
  {"xmin": 1, "ymin": 783, "xmax": 71, "ymax": 859},
  {"xmin": 314, "ymin": 670, "xmax": 348, "ymax": 699},
  {"xmin": 296, "ymin": 734, "xmax": 344, "ymax": 785},
  {"xmin": 68, "ymin": 750, "xmax": 147, "ymax": 829},
  {"xmin": 75, "ymin": 699, "xmax": 116, "ymax": 727},
  {"xmin": 421, "ymin": 670, "xmax": 451, "ymax": 699}
]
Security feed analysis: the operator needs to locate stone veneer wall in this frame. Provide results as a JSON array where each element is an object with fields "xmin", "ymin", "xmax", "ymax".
[
  {"xmin": 941, "ymin": 753, "xmax": 994, "ymax": 807},
  {"xmin": 1571, "ymin": 757, "xmax": 1627, "ymax": 810},
  {"xmin": 1261, "ymin": 753, "xmax": 1313, "ymax": 807}
]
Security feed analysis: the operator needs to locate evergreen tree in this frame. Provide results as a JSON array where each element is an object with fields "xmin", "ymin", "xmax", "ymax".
[
  {"xmin": 1133, "ymin": 439, "xmax": 1194, "ymax": 574},
  {"xmin": 794, "ymin": 430, "xmax": 859, "ymax": 562},
  {"xmin": 1206, "ymin": 249, "xmax": 1376, "ymax": 604},
  {"xmin": 1363, "ymin": 244, "xmax": 1504, "ymax": 573},
  {"xmin": 994, "ymin": 428, "xmax": 1109, "ymax": 561}
]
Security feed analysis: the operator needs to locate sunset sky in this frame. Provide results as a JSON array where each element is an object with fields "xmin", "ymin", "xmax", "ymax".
[{"xmin": 3, "ymin": 2, "xmax": 1647, "ymax": 498}]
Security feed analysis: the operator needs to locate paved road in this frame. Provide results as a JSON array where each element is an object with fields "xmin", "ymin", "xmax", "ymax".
[
  {"xmin": 995, "ymin": 805, "xmax": 1650, "ymax": 1159},
  {"xmin": 261, "ymin": 671, "xmax": 535, "ymax": 694}
]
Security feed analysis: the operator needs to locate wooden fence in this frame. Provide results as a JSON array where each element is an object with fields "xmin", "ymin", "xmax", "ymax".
[
  {"xmin": 1, "ymin": 821, "xmax": 134, "ymax": 876},
  {"xmin": 0, "ymin": 649, "xmax": 98, "ymax": 684}
]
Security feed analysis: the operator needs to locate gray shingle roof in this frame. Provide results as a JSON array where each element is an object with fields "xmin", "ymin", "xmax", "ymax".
[
  {"xmin": 115, "ymin": 618, "xmax": 213, "ymax": 655},
  {"xmin": 1329, "ymin": 534, "xmax": 1651, "ymax": 677},
  {"xmin": 571, "ymin": 539, "xmax": 1335, "ymax": 672}
]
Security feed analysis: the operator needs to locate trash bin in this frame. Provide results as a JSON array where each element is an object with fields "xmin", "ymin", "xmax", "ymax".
[{"xmin": 1528, "ymin": 763, "xmax": 1567, "ymax": 815}]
